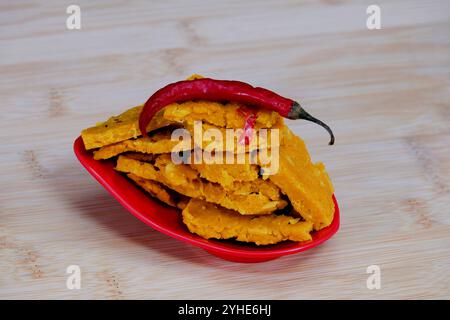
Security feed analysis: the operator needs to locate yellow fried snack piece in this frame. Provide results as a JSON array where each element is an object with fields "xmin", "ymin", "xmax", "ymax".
[
  {"xmin": 163, "ymin": 100, "xmax": 281, "ymax": 129},
  {"xmin": 82, "ymin": 100, "xmax": 281, "ymax": 151},
  {"xmin": 189, "ymin": 159, "xmax": 281, "ymax": 200},
  {"xmin": 154, "ymin": 153, "xmax": 285, "ymax": 207},
  {"xmin": 127, "ymin": 173, "xmax": 189, "ymax": 209},
  {"xmin": 230, "ymin": 179, "xmax": 282, "ymax": 200},
  {"xmin": 81, "ymin": 106, "xmax": 173, "ymax": 150},
  {"xmin": 123, "ymin": 152, "xmax": 155, "ymax": 162},
  {"xmin": 268, "ymin": 126, "xmax": 334, "ymax": 230},
  {"xmin": 190, "ymin": 160, "xmax": 259, "ymax": 188},
  {"xmin": 175, "ymin": 196, "xmax": 191, "ymax": 210},
  {"xmin": 186, "ymin": 74, "xmax": 205, "ymax": 81},
  {"xmin": 187, "ymin": 149, "xmax": 259, "ymax": 185},
  {"xmin": 92, "ymin": 120, "xmax": 279, "ymax": 160},
  {"xmin": 183, "ymin": 118, "xmax": 285, "ymax": 154},
  {"xmin": 182, "ymin": 199, "xmax": 313, "ymax": 245},
  {"xmin": 115, "ymin": 155, "xmax": 287, "ymax": 215},
  {"xmin": 93, "ymin": 130, "xmax": 191, "ymax": 160}
]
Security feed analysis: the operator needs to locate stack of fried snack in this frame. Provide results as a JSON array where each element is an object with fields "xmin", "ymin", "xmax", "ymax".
[{"xmin": 81, "ymin": 100, "xmax": 335, "ymax": 245}]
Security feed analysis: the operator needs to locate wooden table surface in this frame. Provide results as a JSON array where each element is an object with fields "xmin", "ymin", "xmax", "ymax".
[{"xmin": 1, "ymin": 0, "xmax": 449, "ymax": 300}]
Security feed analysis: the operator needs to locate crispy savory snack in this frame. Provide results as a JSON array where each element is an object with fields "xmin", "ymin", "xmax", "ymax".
[
  {"xmin": 182, "ymin": 198, "xmax": 313, "ymax": 245},
  {"xmin": 190, "ymin": 160, "xmax": 259, "ymax": 188},
  {"xmin": 162, "ymin": 100, "xmax": 281, "ymax": 129},
  {"xmin": 183, "ymin": 120, "xmax": 284, "ymax": 153},
  {"xmin": 267, "ymin": 126, "xmax": 334, "ymax": 230},
  {"xmin": 92, "ymin": 116, "xmax": 283, "ymax": 160},
  {"xmin": 190, "ymin": 160, "xmax": 281, "ymax": 199},
  {"xmin": 81, "ymin": 106, "xmax": 172, "ymax": 150},
  {"xmin": 82, "ymin": 101, "xmax": 281, "ymax": 150},
  {"xmin": 127, "ymin": 173, "xmax": 189, "ymax": 209},
  {"xmin": 80, "ymin": 75, "xmax": 336, "ymax": 246},
  {"xmin": 115, "ymin": 154, "xmax": 287, "ymax": 215},
  {"xmin": 93, "ymin": 130, "xmax": 190, "ymax": 160},
  {"xmin": 122, "ymin": 152, "xmax": 155, "ymax": 162}
]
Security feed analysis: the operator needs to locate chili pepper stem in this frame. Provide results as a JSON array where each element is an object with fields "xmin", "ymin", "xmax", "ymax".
[{"xmin": 288, "ymin": 101, "xmax": 335, "ymax": 145}]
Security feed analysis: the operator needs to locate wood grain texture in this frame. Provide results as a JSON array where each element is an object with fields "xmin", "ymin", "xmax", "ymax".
[{"xmin": 0, "ymin": 0, "xmax": 449, "ymax": 299}]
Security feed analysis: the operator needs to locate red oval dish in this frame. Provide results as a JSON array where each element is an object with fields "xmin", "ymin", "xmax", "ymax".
[{"xmin": 74, "ymin": 136, "xmax": 340, "ymax": 263}]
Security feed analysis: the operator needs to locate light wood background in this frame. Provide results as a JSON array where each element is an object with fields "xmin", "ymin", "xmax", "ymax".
[{"xmin": 0, "ymin": 0, "xmax": 449, "ymax": 300}]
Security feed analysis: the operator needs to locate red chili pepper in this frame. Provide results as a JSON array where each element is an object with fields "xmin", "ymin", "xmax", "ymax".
[{"xmin": 139, "ymin": 78, "xmax": 334, "ymax": 145}]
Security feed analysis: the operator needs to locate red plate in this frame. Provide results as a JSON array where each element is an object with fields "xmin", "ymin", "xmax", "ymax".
[{"xmin": 74, "ymin": 136, "xmax": 340, "ymax": 263}]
